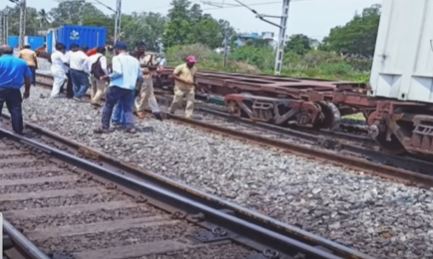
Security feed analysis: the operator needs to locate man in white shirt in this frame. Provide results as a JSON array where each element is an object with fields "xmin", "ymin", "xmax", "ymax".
[
  {"xmin": 69, "ymin": 44, "xmax": 90, "ymax": 101},
  {"xmin": 50, "ymin": 43, "xmax": 68, "ymax": 98},
  {"xmin": 94, "ymin": 42, "xmax": 142, "ymax": 134},
  {"xmin": 87, "ymin": 47, "xmax": 108, "ymax": 106}
]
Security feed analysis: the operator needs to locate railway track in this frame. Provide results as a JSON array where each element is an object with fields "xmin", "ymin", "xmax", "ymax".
[
  {"xmin": 35, "ymin": 72, "xmax": 433, "ymax": 187},
  {"xmin": 0, "ymin": 122, "xmax": 370, "ymax": 259}
]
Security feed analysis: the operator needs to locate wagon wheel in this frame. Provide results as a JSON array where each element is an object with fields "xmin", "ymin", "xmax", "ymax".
[
  {"xmin": 226, "ymin": 101, "xmax": 242, "ymax": 117},
  {"xmin": 315, "ymin": 102, "xmax": 341, "ymax": 130},
  {"xmin": 375, "ymin": 132, "xmax": 406, "ymax": 155}
]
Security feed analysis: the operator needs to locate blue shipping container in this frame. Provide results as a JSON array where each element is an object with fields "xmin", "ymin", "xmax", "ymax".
[
  {"xmin": 7, "ymin": 36, "xmax": 19, "ymax": 49},
  {"xmin": 47, "ymin": 30, "xmax": 55, "ymax": 54},
  {"xmin": 56, "ymin": 25, "xmax": 106, "ymax": 51},
  {"xmin": 26, "ymin": 36, "xmax": 45, "ymax": 50}
]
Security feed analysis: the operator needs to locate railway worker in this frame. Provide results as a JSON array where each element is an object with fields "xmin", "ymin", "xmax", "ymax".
[
  {"xmin": 18, "ymin": 45, "xmax": 38, "ymax": 86},
  {"xmin": 133, "ymin": 43, "xmax": 163, "ymax": 121},
  {"xmin": 63, "ymin": 46, "xmax": 74, "ymax": 98},
  {"xmin": 87, "ymin": 47, "xmax": 108, "ymax": 106},
  {"xmin": 50, "ymin": 43, "xmax": 68, "ymax": 98},
  {"xmin": 168, "ymin": 55, "xmax": 198, "ymax": 119},
  {"xmin": 69, "ymin": 44, "xmax": 90, "ymax": 101},
  {"xmin": 0, "ymin": 45, "xmax": 32, "ymax": 134},
  {"xmin": 94, "ymin": 41, "xmax": 142, "ymax": 134}
]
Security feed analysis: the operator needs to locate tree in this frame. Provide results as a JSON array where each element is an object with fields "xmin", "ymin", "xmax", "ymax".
[
  {"xmin": 321, "ymin": 4, "xmax": 381, "ymax": 57},
  {"xmin": 3, "ymin": 6, "xmax": 40, "ymax": 36},
  {"xmin": 163, "ymin": 0, "xmax": 233, "ymax": 49},
  {"xmin": 122, "ymin": 12, "xmax": 166, "ymax": 50},
  {"xmin": 50, "ymin": 1, "xmax": 107, "ymax": 27},
  {"xmin": 285, "ymin": 34, "xmax": 313, "ymax": 55},
  {"xmin": 37, "ymin": 9, "xmax": 51, "ymax": 30}
]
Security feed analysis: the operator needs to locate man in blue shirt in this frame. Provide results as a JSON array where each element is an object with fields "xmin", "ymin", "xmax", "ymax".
[
  {"xmin": 0, "ymin": 45, "xmax": 32, "ymax": 134},
  {"xmin": 94, "ymin": 41, "xmax": 142, "ymax": 134}
]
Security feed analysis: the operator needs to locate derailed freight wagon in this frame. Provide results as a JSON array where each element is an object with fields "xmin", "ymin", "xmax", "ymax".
[
  {"xmin": 222, "ymin": 0, "xmax": 433, "ymax": 157},
  {"xmin": 366, "ymin": 0, "xmax": 433, "ymax": 156}
]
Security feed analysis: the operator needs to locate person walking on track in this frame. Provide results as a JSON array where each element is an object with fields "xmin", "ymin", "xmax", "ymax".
[
  {"xmin": 50, "ymin": 43, "xmax": 68, "ymax": 98},
  {"xmin": 0, "ymin": 45, "xmax": 32, "ymax": 134},
  {"xmin": 168, "ymin": 55, "xmax": 198, "ymax": 119},
  {"xmin": 87, "ymin": 47, "xmax": 108, "ymax": 106},
  {"xmin": 94, "ymin": 41, "xmax": 142, "ymax": 134},
  {"xmin": 133, "ymin": 43, "xmax": 162, "ymax": 121},
  {"xmin": 18, "ymin": 45, "xmax": 38, "ymax": 86},
  {"xmin": 69, "ymin": 44, "xmax": 90, "ymax": 101}
]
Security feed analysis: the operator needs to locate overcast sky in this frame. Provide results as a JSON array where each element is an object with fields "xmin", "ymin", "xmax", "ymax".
[{"xmin": 1, "ymin": 0, "xmax": 382, "ymax": 40}]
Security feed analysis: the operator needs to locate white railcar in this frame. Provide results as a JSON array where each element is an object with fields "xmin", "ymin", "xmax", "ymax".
[{"xmin": 370, "ymin": 0, "xmax": 433, "ymax": 103}]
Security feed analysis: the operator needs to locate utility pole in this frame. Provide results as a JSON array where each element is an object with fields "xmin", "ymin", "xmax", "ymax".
[
  {"xmin": 114, "ymin": 0, "xmax": 122, "ymax": 43},
  {"xmin": 223, "ymin": 32, "xmax": 229, "ymax": 67},
  {"xmin": 18, "ymin": 0, "xmax": 26, "ymax": 49},
  {"xmin": 231, "ymin": 0, "xmax": 291, "ymax": 75},
  {"xmin": 5, "ymin": 10, "xmax": 9, "ymax": 44},
  {"xmin": 274, "ymin": 0, "xmax": 290, "ymax": 75},
  {"xmin": 0, "ymin": 12, "xmax": 4, "ymax": 45}
]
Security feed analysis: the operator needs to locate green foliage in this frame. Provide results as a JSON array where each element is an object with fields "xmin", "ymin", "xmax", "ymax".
[
  {"xmin": 121, "ymin": 12, "xmax": 166, "ymax": 50},
  {"xmin": 285, "ymin": 34, "xmax": 312, "ymax": 55},
  {"xmin": 321, "ymin": 4, "xmax": 381, "ymax": 57},
  {"xmin": 50, "ymin": 1, "xmax": 106, "ymax": 27},
  {"xmin": 4, "ymin": 6, "xmax": 40, "ymax": 36},
  {"xmin": 166, "ymin": 44, "xmax": 261, "ymax": 74},
  {"xmin": 162, "ymin": 0, "xmax": 231, "ymax": 49},
  {"xmin": 230, "ymin": 45, "xmax": 274, "ymax": 72},
  {"xmin": 282, "ymin": 50, "xmax": 370, "ymax": 81}
]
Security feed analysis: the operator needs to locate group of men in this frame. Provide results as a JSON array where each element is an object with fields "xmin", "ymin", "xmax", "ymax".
[{"xmin": 0, "ymin": 40, "xmax": 198, "ymax": 135}]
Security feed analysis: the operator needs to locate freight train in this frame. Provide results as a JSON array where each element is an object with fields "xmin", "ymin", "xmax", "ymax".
[{"xmin": 156, "ymin": 0, "xmax": 433, "ymax": 157}]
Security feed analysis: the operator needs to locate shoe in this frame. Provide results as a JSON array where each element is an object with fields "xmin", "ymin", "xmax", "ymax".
[
  {"xmin": 73, "ymin": 97, "xmax": 81, "ymax": 102},
  {"xmin": 112, "ymin": 122, "xmax": 122, "ymax": 129},
  {"xmin": 137, "ymin": 111, "xmax": 146, "ymax": 119},
  {"xmin": 153, "ymin": 112, "xmax": 163, "ymax": 121},
  {"xmin": 93, "ymin": 127, "xmax": 113, "ymax": 134},
  {"xmin": 124, "ymin": 127, "xmax": 137, "ymax": 134}
]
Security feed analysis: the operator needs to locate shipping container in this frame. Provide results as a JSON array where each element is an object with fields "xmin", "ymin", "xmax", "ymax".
[
  {"xmin": 47, "ymin": 29, "xmax": 56, "ymax": 53},
  {"xmin": 7, "ymin": 36, "xmax": 19, "ymax": 49},
  {"xmin": 26, "ymin": 36, "xmax": 45, "ymax": 50},
  {"xmin": 56, "ymin": 25, "xmax": 106, "ymax": 51},
  {"xmin": 370, "ymin": 0, "xmax": 433, "ymax": 103}
]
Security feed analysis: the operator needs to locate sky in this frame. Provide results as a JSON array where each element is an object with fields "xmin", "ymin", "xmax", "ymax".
[{"xmin": 1, "ymin": 0, "xmax": 382, "ymax": 40}]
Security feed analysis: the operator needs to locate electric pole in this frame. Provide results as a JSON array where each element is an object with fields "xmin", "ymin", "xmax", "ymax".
[
  {"xmin": 114, "ymin": 0, "xmax": 122, "ymax": 43},
  {"xmin": 223, "ymin": 32, "xmax": 229, "ymax": 68},
  {"xmin": 274, "ymin": 0, "xmax": 290, "ymax": 75},
  {"xmin": 231, "ymin": 0, "xmax": 291, "ymax": 75},
  {"xmin": 0, "ymin": 12, "xmax": 4, "ymax": 45},
  {"xmin": 19, "ymin": 0, "xmax": 26, "ymax": 48}
]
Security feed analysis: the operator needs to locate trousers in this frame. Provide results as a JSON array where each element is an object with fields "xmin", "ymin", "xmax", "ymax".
[
  {"xmin": 101, "ymin": 86, "xmax": 135, "ymax": 129},
  {"xmin": 51, "ymin": 72, "xmax": 67, "ymax": 98},
  {"xmin": 169, "ymin": 86, "xmax": 195, "ymax": 119},
  {"xmin": 135, "ymin": 76, "xmax": 160, "ymax": 113},
  {"xmin": 90, "ymin": 76, "xmax": 106, "ymax": 105},
  {"xmin": 0, "ymin": 88, "xmax": 24, "ymax": 134},
  {"xmin": 70, "ymin": 69, "xmax": 90, "ymax": 98}
]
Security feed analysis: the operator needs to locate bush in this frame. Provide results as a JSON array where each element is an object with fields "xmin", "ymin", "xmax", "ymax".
[
  {"xmin": 230, "ymin": 45, "xmax": 274, "ymax": 72},
  {"xmin": 282, "ymin": 50, "xmax": 370, "ymax": 82},
  {"xmin": 166, "ymin": 44, "xmax": 261, "ymax": 73}
]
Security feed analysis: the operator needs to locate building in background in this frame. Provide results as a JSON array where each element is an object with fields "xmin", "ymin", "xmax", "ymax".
[{"xmin": 235, "ymin": 31, "xmax": 275, "ymax": 47}]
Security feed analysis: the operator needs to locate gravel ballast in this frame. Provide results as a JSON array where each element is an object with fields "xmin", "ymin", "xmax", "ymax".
[{"xmin": 10, "ymin": 85, "xmax": 433, "ymax": 258}]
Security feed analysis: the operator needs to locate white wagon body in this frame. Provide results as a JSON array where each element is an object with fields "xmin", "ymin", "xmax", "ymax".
[{"xmin": 370, "ymin": 0, "xmax": 433, "ymax": 103}]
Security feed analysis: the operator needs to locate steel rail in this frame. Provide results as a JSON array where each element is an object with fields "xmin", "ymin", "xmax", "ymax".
[
  {"xmin": 166, "ymin": 113, "xmax": 433, "ymax": 187},
  {"xmin": 0, "ymin": 123, "xmax": 370, "ymax": 259},
  {"xmin": 3, "ymin": 219, "xmax": 50, "ymax": 259},
  {"xmin": 189, "ymin": 106, "xmax": 433, "ymax": 176},
  {"xmin": 34, "ymin": 73, "xmax": 433, "ymax": 183}
]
